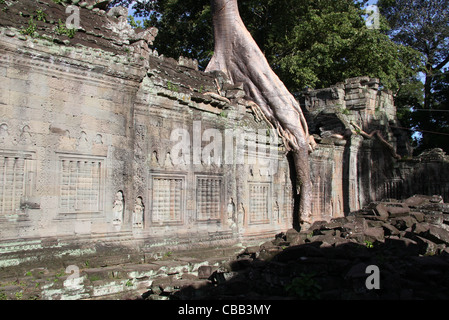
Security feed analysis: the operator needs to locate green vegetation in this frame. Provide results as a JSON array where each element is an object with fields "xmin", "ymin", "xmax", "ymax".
[
  {"xmin": 20, "ymin": 17, "xmax": 37, "ymax": 37},
  {"xmin": 379, "ymin": 0, "xmax": 449, "ymax": 154},
  {"xmin": 166, "ymin": 81, "xmax": 179, "ymax": 92},
  {"xmin": 55, "ymin": 19, "xmax": 76, "ymax": 38},
  {"xmin": 364, "ymin": 240, "xmax": 374, "ymax": 249},
  {"xmin": 112, "ymin": 0, "xmax": 420, "ymax": 92},
  {"xmin": 35, "ymin": 8, "xmax": 47, "ymax": 22},
  {"xmin": 125, "ymin": 279, "xmax": 134, "ymax": 287},
  {"xmin": 128, "ymin": 15, "xmax": 143, "ymax": 29},
  {"xmin": 285, "ymin": 273, "xmax": 322, "ymax": 300}
]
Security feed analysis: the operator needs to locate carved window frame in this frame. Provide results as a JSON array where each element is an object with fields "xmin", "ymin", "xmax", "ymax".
[
  {"xmin": 57, "ymin": 153, "xmax": 105, "ymax": 214},
  {"xmin": 0, "ymin": 150, "xmax": 36, "ymax": 216},
  {"xmin": 195, "ymin": 174, "xmax": 224, "ymax": 223},
  {"xmin": 248, "ymin": 182, "xmax": 272, "ymax": 225},
  {"xmin": 149, "ymin": 172, "xmax": 186, "ymax": 226}
]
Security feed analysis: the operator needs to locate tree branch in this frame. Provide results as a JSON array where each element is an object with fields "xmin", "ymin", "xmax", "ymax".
[{"xmin": 435, "ymin": 54, "xmax": 449, "ymax": 71}]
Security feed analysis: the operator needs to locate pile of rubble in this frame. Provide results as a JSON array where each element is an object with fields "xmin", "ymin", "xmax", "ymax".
[{"xmin": 166, "ymin": 195, "xmax": 449, "ymax": 300}]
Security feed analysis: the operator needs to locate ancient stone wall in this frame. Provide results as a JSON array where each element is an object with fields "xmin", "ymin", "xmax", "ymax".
[
  {"xmin": 1, "ymin": 0, "xmax": 448, "ymax": 271},
  {"xmin": 301, "ymin": 77, "xmax": 449, "ymax": 222},
  {"xmin": 0, "ymin": 0, "xmax": 292, "ymax": 269}
]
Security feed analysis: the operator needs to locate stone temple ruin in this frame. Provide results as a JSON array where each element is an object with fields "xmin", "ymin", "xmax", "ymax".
[{"xmin": 0, "ymin": 0, "xmax": 449, "ymax": 277}]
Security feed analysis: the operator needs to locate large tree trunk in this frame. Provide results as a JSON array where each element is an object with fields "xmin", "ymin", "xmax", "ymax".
[{"xmin": 206, "ymin": 0, "xmax": 313, "ymax": 225}]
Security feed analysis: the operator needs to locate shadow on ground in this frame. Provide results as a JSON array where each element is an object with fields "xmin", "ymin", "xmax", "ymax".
[
  {"xmin": 144, "ymin": 196, "xmax": 449, "ymax": 300},
  {"xmin": 165, "ymin": 238, "xmax": 449, "ymax": 300}
]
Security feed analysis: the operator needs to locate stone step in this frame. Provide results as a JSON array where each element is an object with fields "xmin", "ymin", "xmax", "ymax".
[{"xmin": 0, "ymin": 250, "xmax": 235, "ymax": 300}]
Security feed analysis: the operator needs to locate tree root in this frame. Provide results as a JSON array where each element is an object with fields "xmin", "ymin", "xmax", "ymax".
[{"xmin": 351, "ymin": 122, "xmax": 401, "ymax": 160}]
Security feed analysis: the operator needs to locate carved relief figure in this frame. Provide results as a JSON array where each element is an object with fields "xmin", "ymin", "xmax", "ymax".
[
  {"xmin": 94, "ymin": 134, "xmax": 103, "ymax": 145},
  {"xmin": 227, "ymin": 198, "xmax": 236, "ymax": 229},
  {"xmin": 132, "ymin": 197, "xmax": 144, "ymax": 229},
  {"xmin": 151, "ymin": 151, "xmax": 159, "ymax": 165},
  {"xmin": 77, "ymin": 131, "xmax": 89, "ymax": 150},
  {"xmin": 112, "ymin": 191, "xmax": 124, "ymax": 225},
  {"xmin": 19, "ymin": 125, "xmax": 32, "ymax": 145},
  {"xmin": 238, "ymin": 202, "xmax": 245, "ymax": 229},
  {"xmin": 274, "ymin": 200, "xmax": 280, "ymax": 223},
  {"xmin": 0, "ymin": 123, "xmax": 9, "ymax": 144},
  {"xmin": 164, "ymin": 152, "xmax": 173, "ymax": 167}
]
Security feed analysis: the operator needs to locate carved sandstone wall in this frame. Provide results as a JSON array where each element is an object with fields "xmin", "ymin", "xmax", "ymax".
[
  {"xmin": 0, "ymin": 0, "xmax": 292, "ymax": 269},
  {"xmin": 301, "ymin": 77, "xmax": 449, "ymax": 222},
  {"xmin": 1, "ymin": 0, "xmax": 448, "ymax": 270}
]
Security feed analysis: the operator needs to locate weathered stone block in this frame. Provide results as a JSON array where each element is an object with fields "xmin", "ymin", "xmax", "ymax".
[
  {"xmin": 198, "ymin": 265, "xmax": 213, "ymax": 279},
  {"xmin": 410, "ymin": 211, "xmax": 425, "ymax": 223},
  {"xmin": 374, "ymin": 203, "xmax": 389, "ymax": 220},
  {"xmin": 381, "ymin": 222, "xmax": 400, "ymax": 236},
  {"xmin": 363, "ymin": 227, "xmax": 385, "ymax": 243},
  {"xmin": 422, "ymin": 226, "xmax": 449, "ymax": 246},
  {"xmin": 385, "ymin": 204, "xmax": 410, "ymax": 217},
  {"xmin": 390, "ymin": 216, "xmax": 416, "ymax": 231}
]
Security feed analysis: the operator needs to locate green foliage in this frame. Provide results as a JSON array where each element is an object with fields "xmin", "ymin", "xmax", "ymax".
[
  {"xmin": 125, "ymin": 279, "xmax": 134, "ymax": 287},
  {"xmin": 55, "ymin": 19, "xmax": 76, "ymax": 38},
  {"xmin": 412, "ymin": 71, "xmax": 449, "ymax": 154},
  {"xmin": 365, "ymin": 240, "xmax": 374, "ymax": 249},
  {"xmin": 378, "ymin": 0, "xmax": 449, "ymax": 72},
  {"xmin": 111, "ymin": 0, "xmax": 419, "ymax": 93},
  {"xmin": 128, "ymin": 15, "xmax": 143, "ymax": 28},
  {"xmin": 264, "ymin": 0, "xmax": 421, "ymax": 92},
  {"xmin": 14, "ymin": 291, "xmax": 23, "ymax": 300},
  {"xmin": 285, "ymin": 273, "xmax": 322, "ymax": 300},
  {"xmin": 379, "ymin": 0, "xmax": 449, "ymax": 153},
  {"xmin": 20, "ymin": 17, "xmax": 37, "ymax": 37},
  {"xmin": 35, "ymin": 8, "xmax": 47, "ymax": 22},
  {"xmin": 166, "ymin": 81, "xmax": 179, "ymax": 92}
]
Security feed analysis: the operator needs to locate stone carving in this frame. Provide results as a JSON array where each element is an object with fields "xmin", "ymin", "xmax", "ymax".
[
  {"xmin": 152, "ymin": 176, "xmax": 183, "ymax": 224},
  {"xmin": 164, "ymin": 152, "xmax": 173, "ymax": 168},
  {"xmin": 178, "ymin": 56, "xmax": 199, "ymax": 71},
  {"xmin": 132, "ymin": 197, "xmax": 144, "ymax": 229},
  {"xmin": 19, "ymin": 125, "xmax": 32, "ymax": 145},
  {"xmin": 151, "ymin": 151, "xmax": 159, "ymax": 165},
  {"xmin": 129, "ymin": 27, "xmax": 158, "ymax": 46},
  {"xmin": 0, "ymin": 124, "xmax": 33, "ymax": 146},
  {"xmin": 197, "ymin": 177, "xmax": 222, "ymax": 221},
  {"xmin": 0, "ymin": 154, "xmax": 27, "ymax": 215},
  {"xmin": 227, "ymin": 198, "xmax": 236, "ymax": 229},
  {"xmin": 249, "ymin": 183, "xmax": 270, "ymax": 224},
  {"xmin": 112, "ymin": 191, "xmax": 124, "ymax": 225},
  {"xmin": 238, "ymin": 202, "xmax": 246, "ymax": 229},
  {"xmin": 0, "ymin": 123, "xmax": 9, "ymax": 144},
  {"xmin": 274, "ymin": 200, "xmax": 280, "ymax": 223},
  {"xmin": 77, "ymin": 131, "xmax": 89, "ymax": 150},
  {"xmin": 60, "ymin": 157, "xmax": 103, "ymax": 213},
  {"xmin": 94, "ymin": 134, "xmax": 103, "ymax": 145}
]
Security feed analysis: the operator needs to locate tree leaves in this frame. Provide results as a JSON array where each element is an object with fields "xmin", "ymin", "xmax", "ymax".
[
  {"xmin": 111, "ymin": 0, "xmax": 420, "ymax": 93},
  {"xmin": 379, "ymin": 0, "xmax": 449, "ymax": 153}
]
